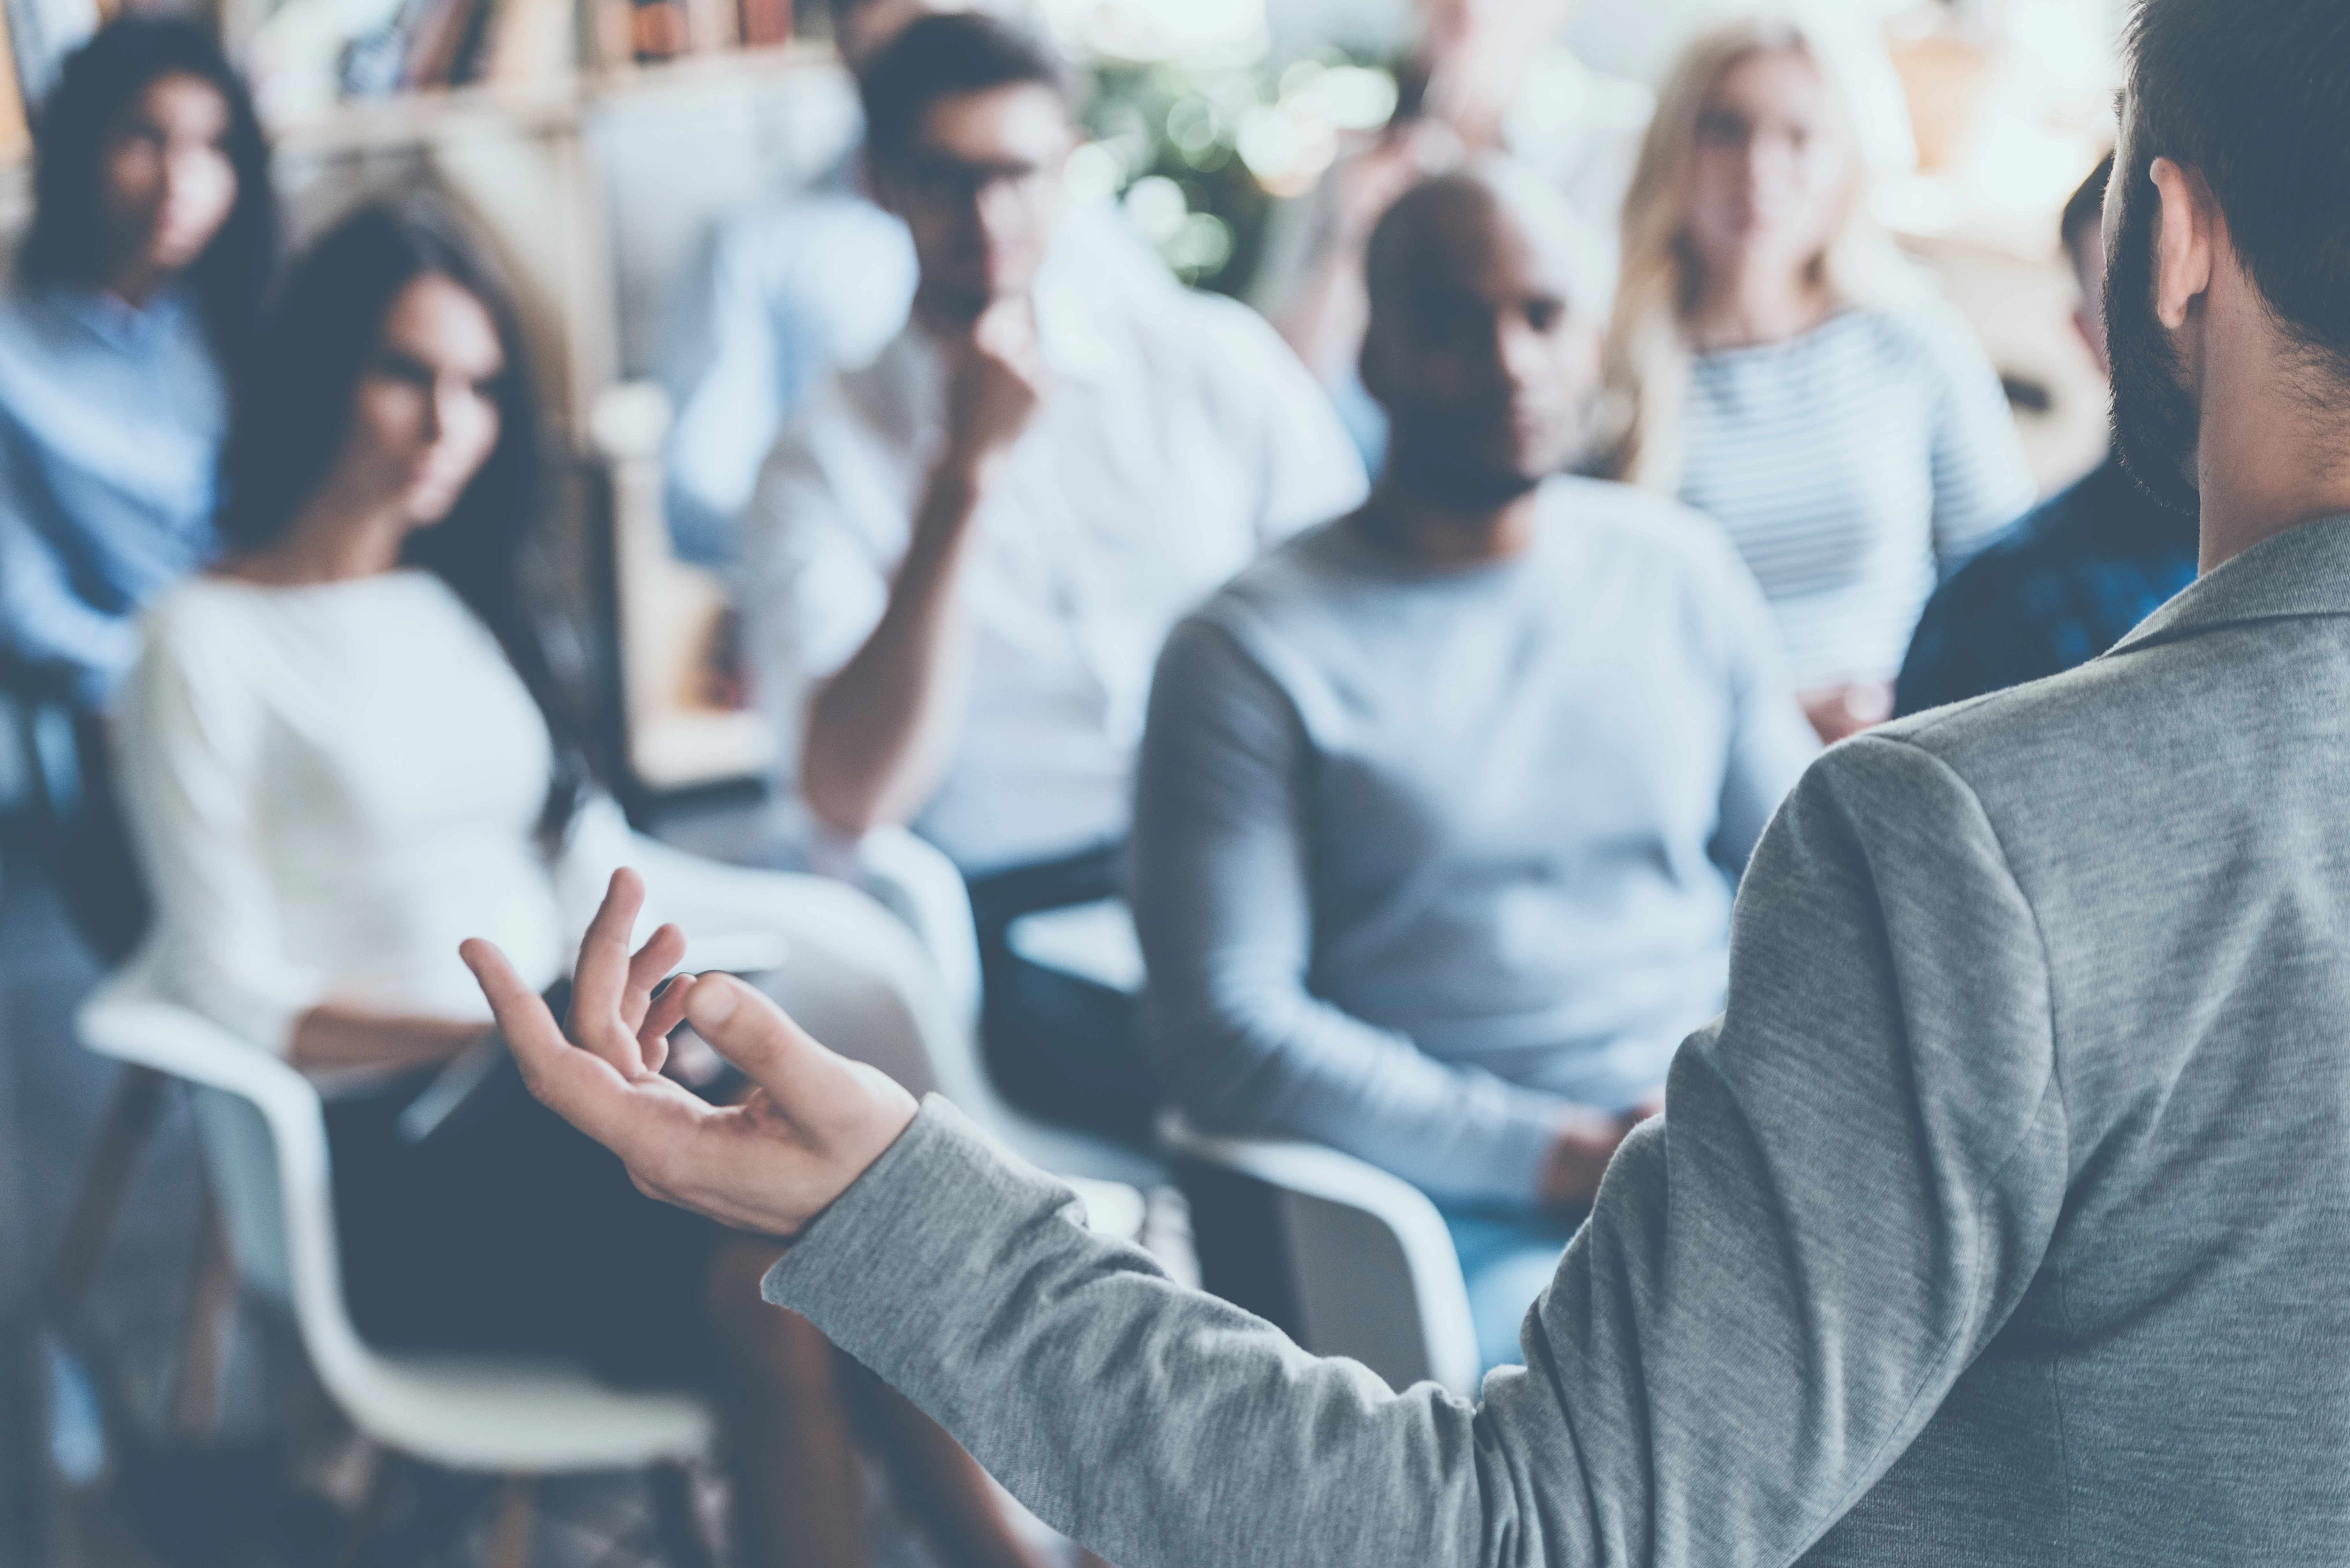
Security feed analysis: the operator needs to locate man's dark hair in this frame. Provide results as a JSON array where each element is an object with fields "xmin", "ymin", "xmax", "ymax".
[
  {"xmin": 217, "ymin": 199, "xmax": 597, "ymax": 847},
  {"xmin": 2123, "ymin": 0, "xmax": 2350, "ymax": 379},
  {"xmin": 21, "ymin": 18, "xmax": 277, "ymax": 358},
  {"xmin": 2059, "ymin": 154, "xmax": 2112, "ymax": 272},
  {"xmin": 858, "ymin": 11, "xmax": 1065, "ymax": 167}
]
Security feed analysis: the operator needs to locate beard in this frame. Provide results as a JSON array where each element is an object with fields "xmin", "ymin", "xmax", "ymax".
[
  {"xmin": 1385, "ymin": 435, "xmax": 1546, "ymax": 512},
  {"xmin": 2103, "ymin": 164, "xmax": 2203, "ymax": 518},
  {"xmin": 1383, "ymin": 397, "xmax": 1578, "ymax": 513}
]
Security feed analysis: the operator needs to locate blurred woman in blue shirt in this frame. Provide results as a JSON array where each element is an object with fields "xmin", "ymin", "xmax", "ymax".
[{"xmin": 0, "ymin": 19, "xmax": 275, "ymax": 710}]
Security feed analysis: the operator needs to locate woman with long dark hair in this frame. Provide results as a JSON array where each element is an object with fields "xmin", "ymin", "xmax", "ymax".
[
  {"xmin": 114, "ymin": 200, "xmax": 1061, "ymax": 1568},
  {"xmin": 0, "ymin": 17, "xmax": 274, "ymax": 709}
]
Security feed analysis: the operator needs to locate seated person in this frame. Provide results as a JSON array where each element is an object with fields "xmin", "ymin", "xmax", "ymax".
[
  {"xmin": 0, "ymin": 19, "xmax": 274, "ymax": 711},
  {"xmin": 1895, "ymin": 155, "xmax": 2199, "ymax": 715},
  {"xmin": 1600, "ymin": 17, "xmax": 2037, "ymax": 742},
  {"xmin": 114, "ymin": 200, "xmax": 1059, "ymax": 1568},
  {"xmin": 656, "ymin": 0, "xmax": 1170, "ymax": 566},
  {"xmin": 744, "ymin": 12, "xmax": 1367, "ymax": 1143},
  {"xmin": 1133, "ymin": 165, "xmax": 1817, "ymax": 1372},
  {"xmin": 1254, "ymin": 0, "xmax": 1652, "ymax": 470}
]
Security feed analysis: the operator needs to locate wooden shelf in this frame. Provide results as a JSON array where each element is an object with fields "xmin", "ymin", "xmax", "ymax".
[
  {"xmin": 588, "ymin": 39, "xmax": 832, "ymax": 98},
  {"xmin": 266, "ymin": 40, "xmax": 837, "ymax": 154}
]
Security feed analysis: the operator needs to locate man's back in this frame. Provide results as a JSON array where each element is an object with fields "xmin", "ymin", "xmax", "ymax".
[
  {"xmin": 1802, "ymin": 516, "xmax": 2350, "ymax": 1560},
  {"xmin": 760, "ymin": 518, "xmax": 2350, "ymax": 1568}
]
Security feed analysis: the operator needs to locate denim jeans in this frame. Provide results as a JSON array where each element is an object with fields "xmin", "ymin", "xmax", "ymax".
[
  {"xmin": 965, "ymin": 841, "xmax": 1157, "ymax": 1146},
  {"xmin": 1441, "ymin": 1203, "xmax": 1586, "ymax": 1373}
]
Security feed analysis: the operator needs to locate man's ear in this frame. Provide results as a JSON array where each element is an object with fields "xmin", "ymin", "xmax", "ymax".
[{"xmin": 2149, "ymin": 156, "xmax": 2218, "ymax": 333}]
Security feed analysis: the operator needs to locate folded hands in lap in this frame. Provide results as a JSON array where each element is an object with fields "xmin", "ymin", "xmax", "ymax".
[{"xmin": 460, "ymin": 869, "xmax": 919, "ymax": 1240}]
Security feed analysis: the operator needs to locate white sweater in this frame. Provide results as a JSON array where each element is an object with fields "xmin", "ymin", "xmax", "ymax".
[{"xmin": 116, "ymin": 570, "xmax": 645, "ymax": 1058}]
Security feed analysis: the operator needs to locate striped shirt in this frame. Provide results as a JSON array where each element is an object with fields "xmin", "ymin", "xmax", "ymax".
[{"xmin": 1677, "ymin": 301, "xmax": 2036, "ymax": 690}]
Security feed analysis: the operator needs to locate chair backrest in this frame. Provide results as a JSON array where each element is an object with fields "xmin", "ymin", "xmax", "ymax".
[
  {"xmin": 6, "ymin": 690, "xmax": 150, "ymax": 962},
  {"xmin": 75, "ymin": 986, "xmax": 382, "ymax": 1410},
  {"xmin": 834, "ymin": 827, "xmax": 1164, "ymax": 1189},
  {"xmin": 1163, "ymin": 1115, "xmax": 1483, "ymax": 1398}
]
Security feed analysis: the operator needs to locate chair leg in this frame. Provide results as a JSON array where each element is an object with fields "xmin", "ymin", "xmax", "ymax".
[
  {"xmin": 45, "ymin": 1066, "xmax": 169, "ymax": 1317},
  {"xmin": 328, "ymin": 1445, "xmax": 397, "ymax": 1568},
  {"xmin": 649, "ymin": 1460, "xmax": 717, "ymax": 1568},
  {"xmin": 488, "ymin": 1474, "xmax": 536, "ymax": 1568},
  {"xmin": 170, "ymin": 1184, "xmax": 237, "ymax": 1438}
]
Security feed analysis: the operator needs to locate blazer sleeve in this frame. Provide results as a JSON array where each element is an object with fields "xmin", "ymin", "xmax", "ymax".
[{"xmin": 767, "ymin": 731, "xmax": 2070, "ymax": 1568}]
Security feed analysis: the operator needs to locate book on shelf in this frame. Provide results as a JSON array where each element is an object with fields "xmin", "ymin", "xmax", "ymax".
[
  {"xmin": 0, "ymin": 0, "xmax": 25, "ymax": 163},
  {"xmin": 480, "ymin": 0, "xmax": 574, "ymax": 84},
  {"xmin": 398, "ymin": 0, "xmax": 484, "ymax": 88},
  {"xmin": 736, "ymin": 0, "xmax": 786, "ymax": 48},
  {"xmin": 592, "ymin": 0, "xmax": 787, "ymax": 70},
  {"xmin": 627, "ymin": 0, "xmax": 689, "ymax": 64}
]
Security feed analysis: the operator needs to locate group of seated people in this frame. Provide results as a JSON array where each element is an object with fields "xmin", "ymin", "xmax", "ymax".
[{"xmin": 0, "ymin": 4, "xmax": 2203, "ymax": 1564}]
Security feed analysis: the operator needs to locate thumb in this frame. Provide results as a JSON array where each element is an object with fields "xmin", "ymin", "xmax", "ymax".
[
  {"xmin": 972, "ymin": 295, "xmax": 1036, "ymax": 358},
  {"xmin": 682, "ymin": 973, "xmax": 874, "ymax": 1117}
]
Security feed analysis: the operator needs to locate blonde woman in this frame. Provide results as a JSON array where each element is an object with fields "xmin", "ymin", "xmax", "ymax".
[{"xmin": 1603, "ymin": 15, "xmax": 2033, "ymax": 742}]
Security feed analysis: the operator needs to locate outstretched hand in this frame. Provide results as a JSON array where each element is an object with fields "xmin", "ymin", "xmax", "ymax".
[{"xmin": 460, "ymin": 869, "xmax": 918, "ymax": 1239}]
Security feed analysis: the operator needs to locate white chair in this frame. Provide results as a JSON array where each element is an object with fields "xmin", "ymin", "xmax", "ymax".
[
  {"xmin": 76, "ymin": 856, "xmax": 1144, "ymax": 1561},
  {"xmin": 834, "ymin": 826, "xmax": 1165, "ymax": 1191},
  {"xmin": 633, "ymin": 840, "xmax": 1152, "ymax": 1237},
  {"xmin": 76, "ymin": 986, "xmax": 718, "ymax": 1564},
  {"xmin": 852, "ymin": 859, "xmax": 1482, "ymax": 1393},
  {"xmin": 1161, "ymin": 1114, "xmax": 1483, "ymax": 1398}
]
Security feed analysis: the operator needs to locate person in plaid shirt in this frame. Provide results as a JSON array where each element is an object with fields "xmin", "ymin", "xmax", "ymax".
[{"xmin": 1895, "ymin": 156, "xmax": 2199, "ymax": 717}]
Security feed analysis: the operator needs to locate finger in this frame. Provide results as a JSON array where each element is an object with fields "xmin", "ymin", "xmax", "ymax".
[
  {"xmin": 681, "ymin": 973, "xmax": 866, "ymax": 1119},
  {"xmin": 638, "ymin": 971, "xmax": 699, "ymax": 1072},
  {"xmin": 568, "ymin": 869, "xmax": 648, "ymax": 1070},
  {"xmin": 621, "ymin": 922, "xmax": 689, "ymax": 1034},
  {"xmin": 972, "ymin": 298, "xmax": 1013, "ymax": 353},
  {"xmin": 462, "ymin": 937, "xmax": 647, "ymax": 1148}
]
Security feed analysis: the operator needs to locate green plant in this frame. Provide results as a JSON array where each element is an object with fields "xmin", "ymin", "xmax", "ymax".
[{"xmin": 1075, "ymin": 49, "xmax": 1397, "ymax": 295}]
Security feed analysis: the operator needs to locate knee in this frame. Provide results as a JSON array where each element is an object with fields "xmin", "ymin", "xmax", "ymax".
[{"xmin": 706, "ymin": 1243, "xmax": 840, "ymax": 1394}]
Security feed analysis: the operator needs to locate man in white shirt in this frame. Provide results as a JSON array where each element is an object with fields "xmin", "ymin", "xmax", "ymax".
[
  {"xmin": 655, "ymin": 0, "xmax": 1173, "ymax": 566},
  {"xmin": 742, "ymin": 10, "xmax": 1368, "ymax": 1142}
]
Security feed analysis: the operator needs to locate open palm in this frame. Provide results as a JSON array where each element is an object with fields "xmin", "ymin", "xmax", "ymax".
[{"xmin": 460, "ymin": 869, "xmax": 918, "ymax": 1239}]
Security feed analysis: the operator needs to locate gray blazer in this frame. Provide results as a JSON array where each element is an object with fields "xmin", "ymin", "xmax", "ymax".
[{"xmin": 768, "ymin": 516, "xmax": 2350, "ymax": 1565}]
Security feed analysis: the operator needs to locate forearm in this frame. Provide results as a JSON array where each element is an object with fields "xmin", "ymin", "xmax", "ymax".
[
  {"xmin": 799, "ymin": 459, "xmax": 988, "ymax": 835},
  {"xmin": 1165, "ymin": 995, "xmax": 1573, "ymax": 1206},
  {"xmin": 768, "ymin": 1099, "xmax": 1507, "ymax": 1568},
  {"xmin": 288, "ymin": 1005, "xmax": 491, "ymax": 1074}
]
